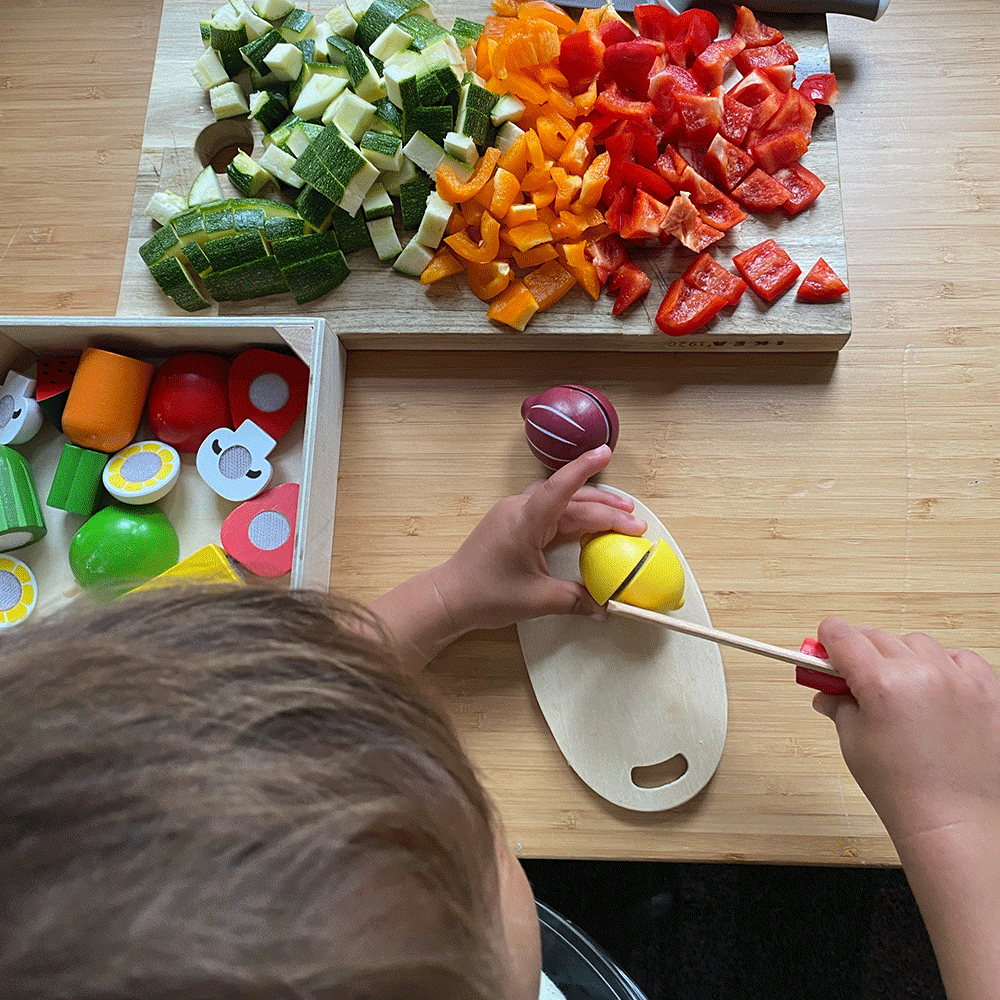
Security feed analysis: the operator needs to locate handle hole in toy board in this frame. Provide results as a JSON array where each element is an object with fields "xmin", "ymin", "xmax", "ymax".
[
  {"xmin": 195, "ymin": 120, "xmax": 254, "ymax": 173},
  {"xmin": 631, "ymin": 754, "xmax": 687, "ymax": 789}
]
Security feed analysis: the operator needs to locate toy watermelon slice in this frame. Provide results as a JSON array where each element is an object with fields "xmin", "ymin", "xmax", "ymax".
[{"xmin": 35, "ymin": 355, "xmax": 80, "ymax": 430}]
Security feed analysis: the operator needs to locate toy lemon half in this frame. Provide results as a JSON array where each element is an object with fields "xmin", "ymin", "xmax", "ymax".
[
  {"xmin": 103, "ymin": 441, "xmax": 180, "ymax": 505},
  {"xmin": 579, "ymin": 532, "xmax": 685, "ymax": 612},
  {"xmin": 0, "ymin": 554, "xmax": 37, "ymax": 627}
]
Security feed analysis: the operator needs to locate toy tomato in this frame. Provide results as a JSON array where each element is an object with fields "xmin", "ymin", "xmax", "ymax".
[{"xmin": 147, "ymin": 352, "xmax": 232, "ymax": 453}]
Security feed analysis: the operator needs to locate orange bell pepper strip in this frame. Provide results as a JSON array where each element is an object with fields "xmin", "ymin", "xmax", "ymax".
[
  {"xmin": 492, "ymin": 0, "xmax": 519, "ymax": 16},
  {"xmin": 487, "ymin": 279, "xmax": 539, "ymax": 331},
  {"xmin": 419, "ymin": 247, "xmax": 465, "ymax": 285},
  {"xmin": 550, "ymin": 166, "xmax": 582, "ymax": 211},
  {"xmin": 489, "ymin": 167, "xmax": 522, "ymax": 218},
  {"xmin": 520, "ymin": 165, "xmax": 553, "ymax": 192},
  {"xmin": 536, "ymin": 112, "xmax": 574, "ymax": 159},
  {"xmin": 545, "ymin": 84, "xmax": 577, "ymax": 119},
  {"xmin": 572, "ymin": 79, "xmax": 598, "ymax": 116},
  {"xmin": 531, "ymin": 180, "xmax": 557, "ymax": 209},
  {"xmin": 576, "ymin": 6, "xmax": 602, "ymax": 31},
  {"xmin": 437, "ymin": 147, "xmax": 502, "ymax": 204},
  {"xmin": 523, "ymin": 259, "xmax": 577, "ymax": 311},
  {"xmin": 474, "ymin": 174, "xmax": 496, "ymax": 209},
  {"xmin": 488, "ymin": 70, "xmax": 549, "ymax": 107},
  {"xmin": 445, "ymin": 210, "xmax": 501, "ymax": 263},
  {"xmin": 576, "ymin": 151, "xmax": 611, "ymax": 210},
  {"xmin": 517, "ymin": 0, "xmax": 577, "ymax": 34},
  {"xmin": 524, "ymin": 128, "xmax": 546, "ymax": 169},
  {"xmin": 476, "ymin": 34, "xmax": 496, "ymax": 79},
  {"xmin": 507, "ymin": 220, "xmax": 553, "ymax": 252},
  {"xmin": 467, "ymin": 260, "xmax": 512, "ymax": 301},
  {"xmin": 505, "ymin": 202, "xmax": 538, "ymax": 227},
  {"xmin": 558, "ymin": 121, "xmax": 594, "ymax": 175},
  {"xmin": 535, "ymin": 65, "xmax": 570, "ymax": 89},
  {"xmin": 559, "ymin": 241, "xmax": 600, "ymax": 299},
  {"xmin": 513, "ymin": 244, "xmax": 559, "ymax": 267},
  {"xmin": 497, "ymin": 133, "xmax": 529, "ymax": 180},
  {"xmin": 550, "ymin": 209, "xmax": 589, "ymax": 241}
]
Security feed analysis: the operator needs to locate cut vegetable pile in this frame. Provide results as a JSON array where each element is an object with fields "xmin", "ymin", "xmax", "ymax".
[{"xmin": 140, "ymin": 0, "xmax": 847, "ymax": 336}]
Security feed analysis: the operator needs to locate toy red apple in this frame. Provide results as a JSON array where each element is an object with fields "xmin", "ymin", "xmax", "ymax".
[
  {"xmin": 147, "ymin": 352, "xmax": 232, "ymax": 453},
  {"xmin": 521, "ymin": 384, "xmax": 620, "ymax": 470}
]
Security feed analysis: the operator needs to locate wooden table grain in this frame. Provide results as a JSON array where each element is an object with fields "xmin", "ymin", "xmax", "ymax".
[{"xmin": 2, "ymin": 0, "xmax": 997, "ymax": 865}]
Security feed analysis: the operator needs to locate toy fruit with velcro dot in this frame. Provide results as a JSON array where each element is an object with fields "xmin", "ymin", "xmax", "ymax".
[{"xmin": 579, "ymin": 532, "xmax": 686, "ymax": 612}]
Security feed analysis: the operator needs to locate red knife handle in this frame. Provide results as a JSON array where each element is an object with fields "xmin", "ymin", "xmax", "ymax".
[{"xmin": 796, "ymin": 638, "xmax": 851, "ymax": 696}]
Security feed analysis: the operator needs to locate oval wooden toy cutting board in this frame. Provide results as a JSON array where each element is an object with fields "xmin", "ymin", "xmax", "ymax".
[{"xmin": 517, "ymin": 487, "xmax": 727, "ymax": 812}]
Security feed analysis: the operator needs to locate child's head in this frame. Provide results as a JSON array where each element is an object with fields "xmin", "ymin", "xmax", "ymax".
[{"xmin": 0, "ymin": 587, "xmax": 541, "ymax": 999}]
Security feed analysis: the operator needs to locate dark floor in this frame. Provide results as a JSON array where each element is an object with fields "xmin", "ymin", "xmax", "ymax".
[{"xmin": 522, "ymin": 860, "xmax": 946, "ymax": 1000}]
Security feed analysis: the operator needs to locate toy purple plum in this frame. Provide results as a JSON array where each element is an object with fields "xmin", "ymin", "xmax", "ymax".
[{"xmin": 521, "ymin": 384, "xmax": 620, "ymax": 471}]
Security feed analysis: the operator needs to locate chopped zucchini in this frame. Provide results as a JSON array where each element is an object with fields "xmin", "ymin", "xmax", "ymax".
[
  {"xmin": 293, "ymin": 71, "xmax": 348, "ymax": 120},
  {"xmin": 280, "ymin": 250, "xmax": 351, "ymax": 303},
  {"xmin": 251, "ymin": 0, "xmax": 294, "ymax": 16},
  {"xmin": 192, "ymin": 47, "xmax": 230, "ymax": 91},
  {"xmin": 322, "ymin": 89, "xmax": 377, "ymax": 139},
  {"xmin": 490, "ymin": 93, "xmax": 525, "ymax": 126},
  {"xmin": 204, "ymin": 255, "xmax": 289, "ymax": 300},
  {"xmin": 226, "ymin": 151, "xmax": 276, "ymax": 196},
  {"xmin": 366, "ymin": 215, "xmax": 402, "ymax": 261},
  {"xmin": 369, "ymin": 22, "xmax": 414, "ymax": 62},
  {"xmin": 248, "ymin": 88, "xmax": 290, "ymax": 132},
  {"xmin": 359, "ymin": 128, "xmax": 402, "ymax": 172},
  {"xmin": 144, "ymin": 190, "xmax": 189, "ymax": 226},
  {"xmin": 240, "ymin": 27, "xmax": 283, "ymax": 74},
  {"xmin": 280, "ymin": 7, "xmax": 317, "ymax": 42},
  {"xmin": 264, "ymin": 42, "xmax": 304, "ymax": 82},
  {"xmin": 258, "ymin": 143, "xmax": 305, "ymax": 187},
  {"xmin": 188, "ymin": 164, "xmax": 225, "ymax": 206},
  {"xmin": 326, "ymin": 4, "xmax": 358, "ymax": 41},
  {"xmin": 392, "ymin": 234, "xmax": 434, "ymax": 276},
  {"xmin": 361, "ymin": 181, "xmax": 394, "ymax": 220},
  {"xmin": 413, "ymin": 189, "xmax": 451, "ymax": 248},
  {"xmin": 148, "ymin": 256, "xmax": 212, "ymax": 312},
  {"xmin": 398, "ymin": 173, "xmax": 431, "ymax": 230},
  {"xmin": 495, "ymin": 120, "xmax": 526, "ymax": 152},
  {"xmin": 209, "ymin": 81, "xmax": 251, "ymax": 120}
]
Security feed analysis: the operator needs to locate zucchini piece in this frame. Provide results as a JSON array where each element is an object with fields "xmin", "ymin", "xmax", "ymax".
[
  {"xmin": 180, "ymin": 239, "xmax": 213, "ymax": 275},
  {"xmin": 270, "ymin": 230, "xmax": 341, "ymax": 266},
  {"xmin": 188, "ymin": 165, "xmax": 225, "ymax": 206},
  {"xmin": 210, "ymin": 81, "xmax": 251, "ymax": 120},
  {"xmin": 369, "ymin": 22, "xmax": 414, "ymax": 62},
  {"xmin": 144, "ymin": 190, "xmax": 189, "ymax": 226},
  {"xmin": 413, "ymin": 189, "xmax": 450, "ymax": 248},
  {"xmin": 172, "ymin": 207, "xmax": 207, "ymax": 240},
  {"xmin": 227, "ymin": 151, "xmax": 277, "ymax": 196},
  {"xmin": 139, "ymin": 224, "xmax": 182, "ymax": 267},
  {"xmin": 329, "ymin": 205, "xmax": 373, "ymax": 252},
  {"xmin": 201, "ymin": 200, "xmax": 237, "ymax": 236},
  {"xmin": 293, "ymin": 71, "xmax": 349, "ymax": 120},
  {"xmin": 192, "ymin": 47, "xmax": 230, "ymax": 91},
  {"xmin": 252, "ymin": 0, "xmax": 294, "ymax": 16},
  {"xmin": 287, "ymin": 121, "xmax": 325, "ymax": 157},
  {"xmin": 361, "ymin": 181, "xmax": 394, "ymax": 220},
  {"xmin": 402, "ymin": 105, "xmax": 454, "ymax": 146},
  {"xmin": 240, "ymin": 27, "xmax": 283, "ymax": 75},
  {"xmin": 455, "ymin": 80, "xmax": 499, "ymax": 147},
  {"xmin": 204, "ymin": 255, "xmax": 289, "ymax": 300},
  {"xmin": 230, "ymin": 198, "xmax": 269, "ymax": 231},
  {"xmin": 202, "ymin": 230, "xmax": 269, "ymax": 271},
  {"xmin": 248, "ymin": 88, "xmax": 290, "ymax": 132},
  {"xmin": 148, "ymin": 257, "xmax": 212, "ymax": 312},
  {"xmin": 294, "ymin": 185, "xmax": 337, "ymax": 230},
  {"xmin": 490, "ymin": 93, "xmax": 525, "ymax": 126},
  {"xmin": 291, "ymin": 150, "xmax": 347, "ymax": 204},
  {"xmin": 280, "ymin": 250, "xmax": 351, "ymax": 303},
  {"xmin": 343, "ymin": 44, "xmax": 386, "ymax": 102},
  {"xmin": 443, "ymin": 130, "xmax": 477, "ymax": 166},
  {"xmin": 210, "ymin": 7, "xmax": 250, "ymax": 77},
  {"xmin": 366, "ymin": 215, "xmax": 402, "ymax": 262},
  {"xmin": 266, "ymin": 113, "xmax": 304, "ymax": 151},
  {"xmin": 397, "ymin": 13, "xmax": 447, "ymax": 51},
  {"xmin": 293, "ymin": 38, "xmax": 316, "ymax": 64},
  {"xmin": 264, "ymin": 214, "xmax": 309, "ymax": 240},
  {"xmin": 264, "ymin": 42, "xmax": 304, "ymax": 82},
  {"xmin": 451, "ymin": 17, "xmax": 484, "ymax": 45},
  {"xmin": 359, "ymin": 129, "xmax": 402, "ymax": 172},
  {"xmin": 494, "ymin": 120, "xmax": 525, "ymax": 152},
  {"xmin": 397, "ymin": 173, "xmax": 430, "ymax": 230},
  {"xmin": 322, "ymin": 89, "xmax": 377, "ymax": 139},
  {"xmin": 229, "ymin": 0, "xmax": 271, "ymax": 40},
  {"xmin": 392, "ymin": 234, "xmax": 434, "ymax": 276},
  {"xmin": 258, "ymin": 143, "xmax": 305, "ymax": 187},
  {"xmin": 280, "ymin": 7, "xmax": 317, "ymax": 42},
  {"xmin": 326, "ymin": 4, "xmax": 357, "ymax": 41},
  {"xmin": 372, "ymin": 96, "xmax": 403, "ymax": 135}
]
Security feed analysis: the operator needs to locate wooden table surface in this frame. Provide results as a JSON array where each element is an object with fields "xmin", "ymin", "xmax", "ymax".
[{"xmin": 2, "ymin": 0, "xmax": 997, "ymax": 865}]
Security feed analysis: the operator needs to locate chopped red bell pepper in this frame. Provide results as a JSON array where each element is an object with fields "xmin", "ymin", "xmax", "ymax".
[
  {"xmin": 603, "ymin": 185, "xmax": 635, "ymax": 233},
  {"xmin": 698, "ymin": 193, "xmax": 747, "ymax": 233},
  {"xmin": 607, "ymin": 120, "xmax": 662, "ymax": 166},
  {"xmin": 594, "ymin": 81, "xmax": 656, "ymax": 122},
  {"xmin": 682, "ymin": 252, "xmax": 747, "ymax": 306},
  {"xmin": 732, "ymin": 238, "xmax": 801, "ymax": 301},
  {"xmin": 770, "ymin": 161, "xmax": 825, "ymax": 214},
  {"xmin": 759, "ymin": 63, "xmax": 796, "ymax": 94},
  {"xmin": 655, "ymin": 278, "xmax": 727, "ymax": 335},
  {"xmin": 733, "ymin": 40, "xmax": 799, "ymax": 75},
  {"xmin": 749, "ymin": 126, "xmax": 810, "ymax": 174},
  {"xmin": 797, "ymin": 257, "xmax": 849, "ymax": 301},
  {"xmin": 662, "ymin": 191, "xmax": 725, "ymax": 251},
  {"xmin": 719, "ymin": 94, "xmax": 753, "ymax": 145},
  {"xmin": 598, "ymin": 16, "xmax": 636, "ymax": 47},
  {"xmin": 691, "ymin": 34, "xmax": 746, "ymax": 90},
  {"xmin": 633, "ymin": 3, "xmax": 680, "ymax": 44},
  {"xmin": 730, "ymin": 167, "xmax": 792, "ymax": 211},
  {"xmin": 677, "ymin": 163, "xmax": 724, "ymax": 205},
  {"xmin": 603, "ymin": 38, "xmax": 664, "ymax": 98},
  {"xmin": 674, "ymin": 91, "xmax": 723, "ymax": 143},
  {"xmin": 585, "ymin": 232, "xmax": 629, "ymax": 285},
  {"xmin": 607, "ymin": 261, "xmax": 652, "ymax": 315},
  {"xmin": 618, "ymin": 188, "xmax": 671, "ymax": 240},
  {"xmin": 733, "ymin": 5, "xmax": 784, "ymax": 47},
  {"xmin": 761, "ymin": 88, "xmax": 816, "ymax": 135},
  {"xmin": 727, "ymin": 69, "xmax": 782, "ymax": 108},
  {"xmin": 558, "ymin": 30, "xmax": 605, "ymax": 92},
  {"xmin": 653, "ymin": 144, "xmax": 690, "ymax": 187},
  {"xmin": 663, "ymin": 9, "xmax": 719, "ymax": 67},
  {"xmin": 702, "ymin": 132, "xmax": 755, "ymax": 191},
  {"xmin": 799, "ymin": 72, "xmax": 840, "ymax": 107},
  {"xmin": 621, "ymin": 161, "xmax": 676, "ymax": 203}
]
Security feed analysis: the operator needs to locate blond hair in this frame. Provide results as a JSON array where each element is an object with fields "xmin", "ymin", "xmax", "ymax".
[{"xmin": 0, "ymin": 587, "xmax": 504, "ymax": 999}]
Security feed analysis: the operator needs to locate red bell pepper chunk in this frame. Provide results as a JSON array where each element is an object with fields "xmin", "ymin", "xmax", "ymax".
[
  {"xmin": 677, "ymin": 164, "xmax": 724, "ymax": 206},
  {"xmin": 633, "ymin": 3, "xmax": 679, "ymax": 43},
  {"xmin": 799, "ymin": 72, "xmax": 840, "ymax": 107},
  {"xmin": 653, "ymin": 145, "xmax": 689, "ymax": 187},
  {"xmin": 733, "ymin": 5, "xmax": 784, "ymax": 47},
  {"xmin": 603, "ymin": 38, "xmax": 664, "ymax": 98},
  {"xmin": 674, "ymin": 91, "xmax": 723, "ymax": 144},
  {"xmin": 719, "ymin": 94, "xmax": 753, "ymax": 145},
  {"xmin": 611, "ymin": 120, "xmax": 662, "ymax": 166},
  {"xmin": 594, "ymin": 81, "xmax": 656, "ymax": 123},
  {"xmin": 759, "ymin": 64, "xmax": 797, "ymax": 94},
  {"xmin": 585, "ymin": 232, "xmax": 629, "ymax": 285},
  {"xmin": 749, "ymin": 126, "xmax": 810, "ymax": 174},
  {"xmin": 732, "ymin": 238, "xmax": 801, "ymax": 301},
  {"xmin": 603, "ymin": 185, "xmax": 635, "ymax": 234},
  {"xmin": 607, "ymin": 261, "xmax": 652, "ymax": 315},
  {"xmin": 621, "ymin": 161, "xmax": 676, "ymax": 203},
  {"xmin": 662, "ymin": 191, "xmax": 725, "ymax": 251},
  {"xmin": 702, "ymin": 132, "xmax": 755, "ymax": 191},
  {"xmin": 733, "ymin": 40, "xmax": 799, "ymax": 76},
  {"xmin": 728, "ymin": 69, "xmax": 781, "ymax": 109},
  {"xmin": 558, "ymin": 30, "xmax": 605, "ymax": 92},
  {"xmin": 619, "ymin": 188, "xmax": 672, "ymax": 241},
  {"xmin": 598, "ymin": 16, "xmax": 636, "ymax": 47},
  {"xmin": 655, "ymin": 278, "xmax": 727, "ymax": 336},
  {"xmin": 682, "ymin": 252, "xmax": 747, "ymax": 306},
  {"xmin": 730, "ymin": 167, "xmax": 792, "ymax": 211},
  {"xmin": 797, "ymin": 257, "xmax": 849, "ymax": 301},
  {"xmin": 760, "ymin": 88, "xmax": 816, "ymax": 137},
  {"xmin": 691, "ymin": 35, "xmax": 747, "ymax": 91},
  {"xmin": 698, "ymin": 193, "xmax": 747, "ymax": 233},
  {"xmin": 771, "ymin": 161, "xmax": 825, "ymax": 214}
]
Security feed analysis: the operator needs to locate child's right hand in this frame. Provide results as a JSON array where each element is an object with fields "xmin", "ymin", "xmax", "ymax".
[{"xmin": 813, "ymin": 616, "xmax": 1000, "ymax": 852}]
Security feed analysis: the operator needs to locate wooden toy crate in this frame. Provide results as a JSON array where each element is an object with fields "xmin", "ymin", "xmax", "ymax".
[{"xmin": 0, "ymin": 316, "xmax": 344, "ymax": 618}]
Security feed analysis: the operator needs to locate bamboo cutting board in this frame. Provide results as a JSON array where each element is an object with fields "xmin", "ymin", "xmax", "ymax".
[{"xmin": 118, "ymin": 0, "xmax": 851, "ymax": 351}]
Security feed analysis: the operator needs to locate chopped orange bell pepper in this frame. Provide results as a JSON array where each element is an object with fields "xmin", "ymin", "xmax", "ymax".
[
  {"xmin": 572, "ymin": 79, "xmax": 598, "ymax": 116},
  {"xmin": 492, "ymin": 0, "xmax": 519, "ymax": 16},
  {"xmin": 550, "ymin": 166, "xmax": 582, "ymax": 211},
  {"xmin": 513, "ymin": 244, "xmax": 559, "ymax": 267},
  {"xmin": 523, "ymin": 259, "xmax": 576, "ymax": 311},
  {"xmin": 489, "ymin": 167, "xmax": 522, "ymax": 218},
  {"xmin": 445, "ymin": 211, "xmax": 501, "ymax": 263},
  {"xmin": 437, "ymin": 147, "xmax": 502, "ymax": 204},
  {"xmin": 536, "ymin": 112, "xmax": 574, "ymax": 159},
  {"xmin": 576, "ymin": 6, "xmax": 602, "ymax": 31},
  {"xmin": 524, "ymin": 128, "xmax": 546, "ymax": 169},
  {"xmin": 517, "ymin": 0, "xmax": 577, "ymax": 33},
  {"xmin": 505, "ymin": 202, "xmax": 538, "ymax": 227},
  {"xmin": 545, "ymin": 84, "xmax": 577, "ymax": 119},
  {"xmin": 487, "ymin": 279, "xmax": 539, "ymax": 330},
  {"xmin": 467, "ymin": 260, "xmax": 512, "ymax": 301},
  {"xmin": 576, "ymin": 151, "xmax": 611, "ymax": 209},
  {"xmin": 535, "ymin": 64, "xmax": 570, "ymax": 89},
  {"xmin": 550, "ymin": 209, "xmax": 590, "ymax": 241},
  {"xmin": 521, "ymin": 165, "xmax": 553, "ymax": 192},
  {"xmin": 531, "ymin": 180, "xmax": 558, "ymax": 209},
  {"xmin": 420, "ymin": 247, "xmax": 465, "ymax": 285},
  {"xmin": 461, "ymin": 198, "xmax": 485, "ymax": 227},
  {"xmin": 559, "ymin": 241, "xmax": 600, "ymax": 299},
  {"xmin": 507, "ymin": 220, "xmax": 553, "ymax": 252},
  {"xmin": 497, "ymin": 133, "xmax": 529, "ymax": 180}
]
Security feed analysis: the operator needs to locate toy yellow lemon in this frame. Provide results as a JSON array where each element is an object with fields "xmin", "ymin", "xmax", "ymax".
[{"xmin": 579, "ymin": 532, "xmax": 685, "ymax": 612}]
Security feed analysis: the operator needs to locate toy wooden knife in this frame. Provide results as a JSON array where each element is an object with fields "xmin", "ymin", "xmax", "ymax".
[{"xmin": 600, "ymin": 0, "xmax": 889, "ymax": 19}]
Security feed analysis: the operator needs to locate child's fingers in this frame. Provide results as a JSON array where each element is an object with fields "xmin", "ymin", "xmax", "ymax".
[
  {"xmin": 522, "ymin": 446, "xmax": 612, "ymax": 530},
  {"xmin": 817, "ymin": 616, "xmax": 885, "ymax": 682},
  {"xmin": 557, "ymin": 503, "xmax": 646, "ymax": 540}
]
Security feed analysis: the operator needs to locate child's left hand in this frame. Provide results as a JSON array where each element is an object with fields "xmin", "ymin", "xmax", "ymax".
[{"xmin": 432, "ymin": 445, "xmax": 646, "ymax": 632}]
